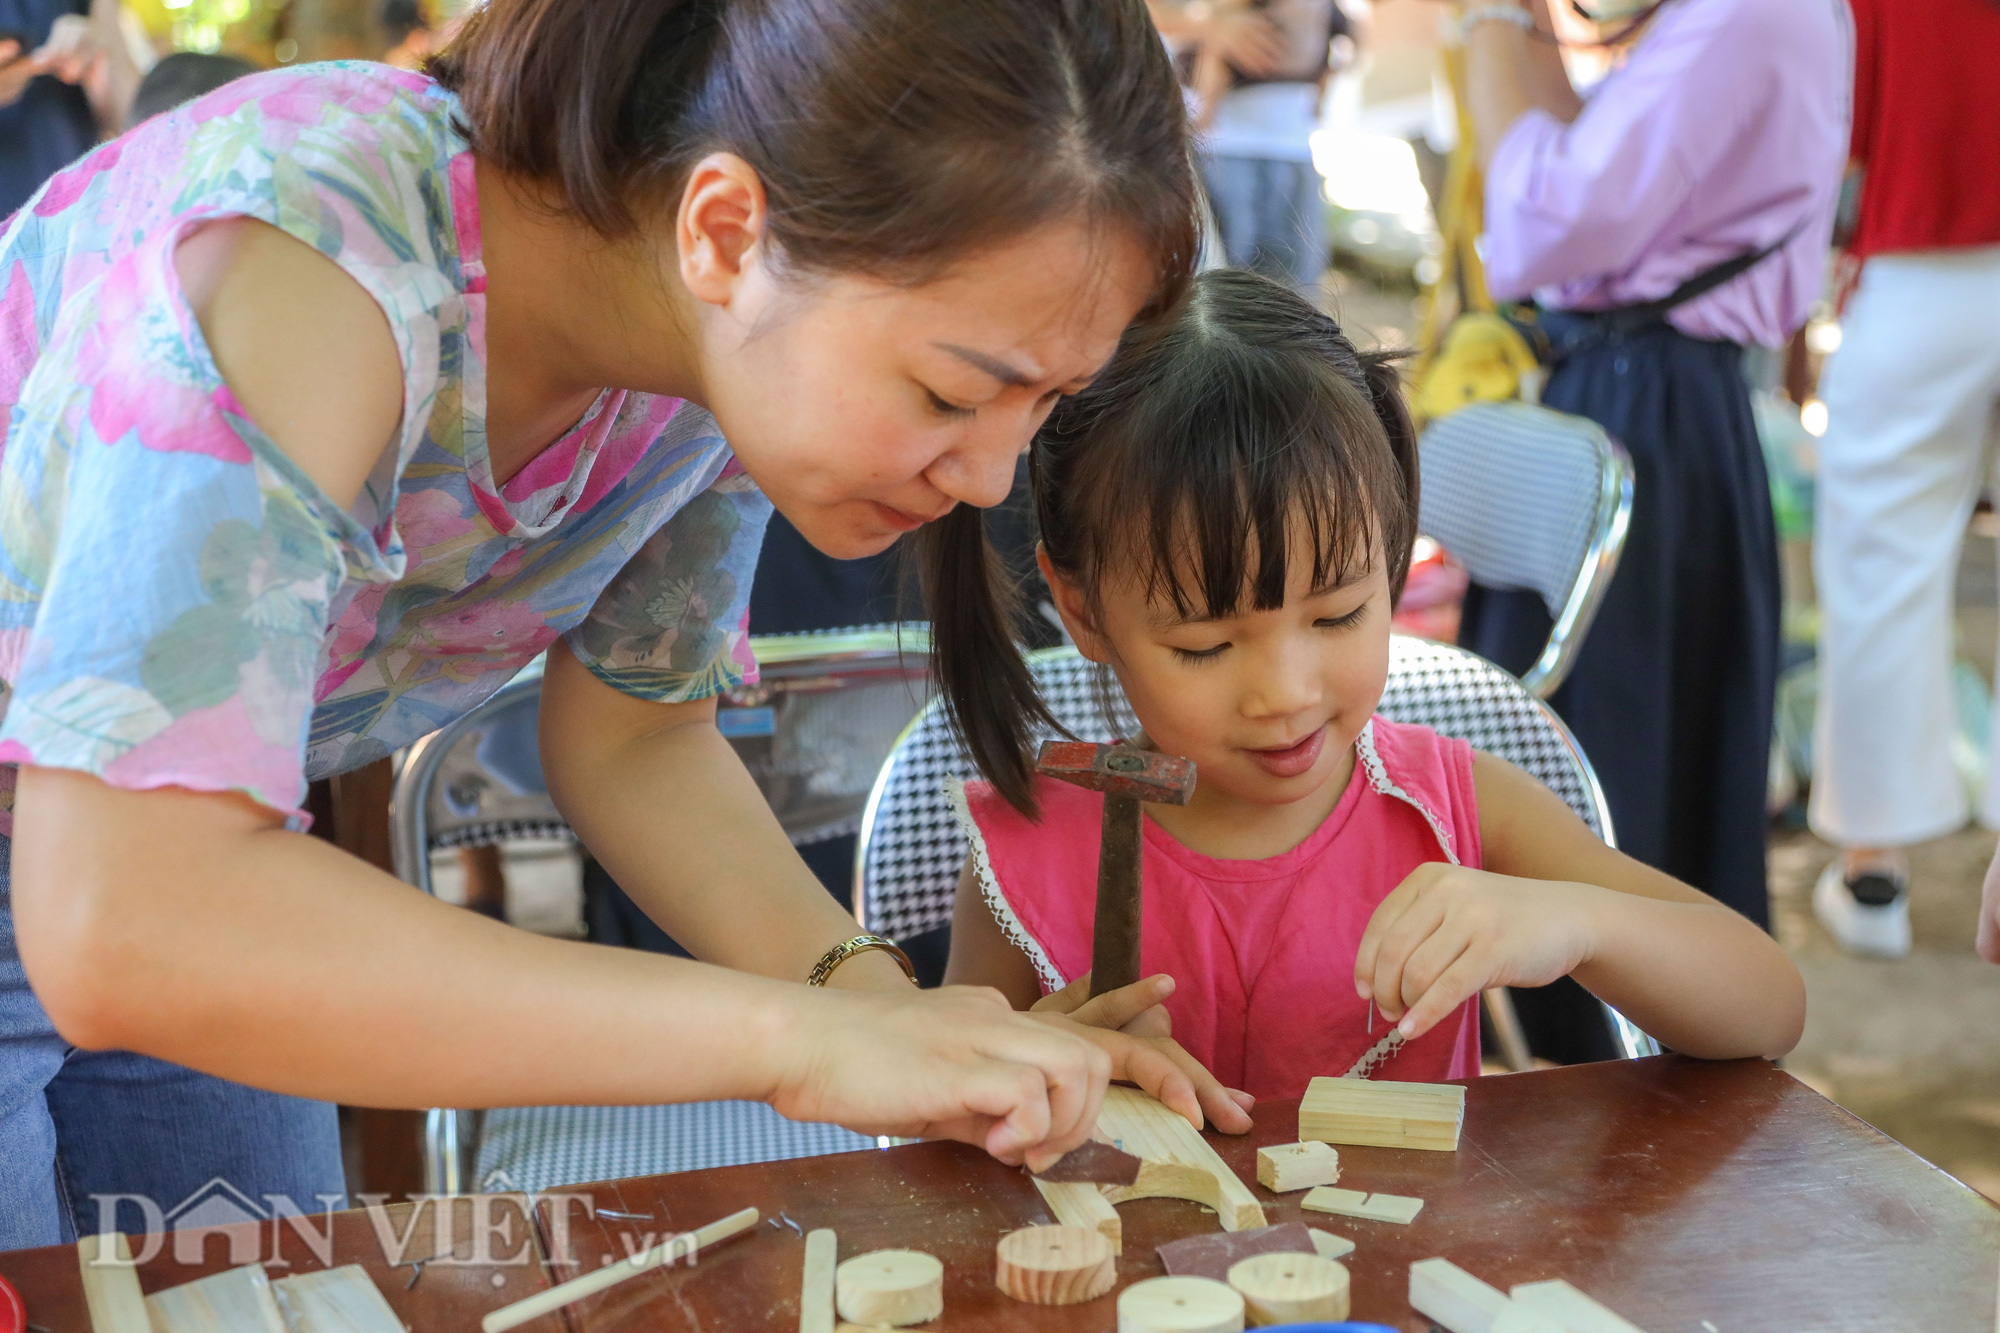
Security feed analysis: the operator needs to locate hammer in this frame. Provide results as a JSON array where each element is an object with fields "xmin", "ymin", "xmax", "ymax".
[{"xmin": 1035, "ymin": 740, "xmax": 1197, "ymax": 998}]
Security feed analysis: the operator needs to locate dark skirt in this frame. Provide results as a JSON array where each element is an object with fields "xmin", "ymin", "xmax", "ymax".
[{"xmin": 1459, "ymin": 315, "xmax": 1780, "ymax": 1058}]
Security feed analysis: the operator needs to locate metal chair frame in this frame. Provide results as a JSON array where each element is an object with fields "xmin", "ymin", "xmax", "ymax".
[
  {"xmin": 388, "ymin": 628, "xmax": 931, "ymax": 1195},
  {"xmin": 1419, "ymin": 402, "xmax": 1635, "ymax": 698}
]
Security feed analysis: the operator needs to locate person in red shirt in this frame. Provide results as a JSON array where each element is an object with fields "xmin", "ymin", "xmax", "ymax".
[{"xmin": 1811, "ymin": 0, "xmax": 2000, "ymax": 958}]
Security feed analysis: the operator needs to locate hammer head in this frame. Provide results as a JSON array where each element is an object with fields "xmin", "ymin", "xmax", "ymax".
[{"xmin": 1035, "ymin": 741, "xmax": 1196, "ymax": 806}]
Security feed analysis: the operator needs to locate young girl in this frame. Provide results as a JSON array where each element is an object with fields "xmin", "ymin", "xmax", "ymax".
[{"xmin": 940, "ymin": 269, "xmax": 1805, "ymax": 1112}]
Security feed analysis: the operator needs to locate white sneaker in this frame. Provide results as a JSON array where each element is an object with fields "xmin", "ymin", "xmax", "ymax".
[{"xmin": 1813, "ymin": 860, "xmax": 1912, "ymax": 959}]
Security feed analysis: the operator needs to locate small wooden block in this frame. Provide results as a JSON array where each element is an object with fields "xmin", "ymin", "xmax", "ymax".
[
  {"xmin": 994, "ymin": 1225, "xmax": 1115, "ymax": 1306},
  {"xmin": 77, "ymin": 1234, "xmax": 150, "ymax": 1333},
  {"xmin": 1492, "ymin": 1306, "xmax": 1569, "ymax": 1333},
  {"xmin": 834, "ymin": 1250, "xmax": 943, "ymax": 1328},
  {"xmin": 1508, "ymin": 1280, "xmax": 1649, "ymax": 1333},
  {"xmin": 800, "ymin": 1229, "xmax": 837, "ymax": 1333},
  {"xmin": 1035, "ymin": 1139, "xmax": 1143, "ymax": 1184},
  {"xmin": 1300, "ymin": 1076, "xmax": 1466, "ymax": 1151},
  {"xmin": 1308, "ymin": 1229, "xmax": 1355, "ymax": 1261},
  {"xmin": 1157, "ymin": 1223, "xmax": 1316, "ymax": 1282},
  {"xmin": 270, "ymin": 1267, "xmax": 404, "ymax": 1333},
  {"xmin": 1300, "ymin": 1187, "xmax": 1425, "ymax": 1225},
  {"xmin": 1254, "ymin": 1142, "xmax": 1340, "ymax": 1193},
  {"xmin": 1227, "ymin": 1251, "xmax": 1350, "ymax": 1327},
  {"xmin": 1116, "ymin": 1276, "xmax": 1245, "ymax": 1333},
  {"xmin": 1409, "ymin": 1258, "xmax": 1511, "ymax": 1333},
  {"xmin": 148, "ymin": 1264, "xmax": 289, "ymax": 1333}
]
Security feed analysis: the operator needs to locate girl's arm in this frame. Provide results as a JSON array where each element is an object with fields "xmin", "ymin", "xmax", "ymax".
[
  {"xmin": 945, "ymin": 859, "xmax": 1255, "ymax": 1131},
  {"xmin": 1354, "ymin": 753, "xmax": 1805, "ymax": 1060}
]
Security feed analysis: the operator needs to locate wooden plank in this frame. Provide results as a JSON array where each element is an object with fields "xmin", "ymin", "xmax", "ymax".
[
  {"xmin": 799, "ymin": 1230, "xmax": 836, "ymax": 1333},
  {"xmin": 270, "ymin": 1268, "xmax": 403, "ymax": 1333},
  {"xmin": 1308, "ymin": 1230, "xmax": 1355, "ymax": 1262},
  {"xmin": 1300, "ymin": 1187, "xmax": 1425, "ymax": 1225},
  {"xmin": 147, "ymin": 1265, "xmax": 288, "ymax": 1333},
  {"xmin": 1299, "ymin": 1076, "xmax": 1465, "ymax": 1151},
  {"xmin": 1097, "ymin": 1087, "xmax": 1265, "ymax": 1232},
  {"xmin": 1509, "ymin": 1279, "xmax": 1650, "ymax": 1333},
  {"xmin": 1409, "ymin": 1258, "xmax": 1511, "ymax": 1333},
  {"xmin": 1031, "ymin": 1179, "xmax": 1123, "ymax": 1250},
  {"xmin": 77, "ymin": 1234, "xmax": 151, "ymax": 1333}
]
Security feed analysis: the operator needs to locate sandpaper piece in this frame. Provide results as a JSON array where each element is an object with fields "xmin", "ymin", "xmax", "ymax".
[
  {"xmin": 1031, "ymin": 1139, "xmax": 1143, "ymax": 1185},
  {"xmin": 1155, "ymin": 1221, "xmax": 1317, "ymax": 1282}
]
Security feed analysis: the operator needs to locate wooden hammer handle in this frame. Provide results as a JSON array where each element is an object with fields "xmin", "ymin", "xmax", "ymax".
[{"xmin": 1089, "ymin": 794, "xmax": 1143, "ymax": 997}]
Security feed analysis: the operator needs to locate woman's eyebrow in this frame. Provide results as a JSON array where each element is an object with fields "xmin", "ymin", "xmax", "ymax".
[{"xmin": 934, "ymin": 342, "xmax": 1035, "ymax": 387}]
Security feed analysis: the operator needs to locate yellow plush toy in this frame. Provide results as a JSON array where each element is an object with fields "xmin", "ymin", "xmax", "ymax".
[{"xmin": 1413, "ymin": 311, "xmax": 1541, "ymax": 420}]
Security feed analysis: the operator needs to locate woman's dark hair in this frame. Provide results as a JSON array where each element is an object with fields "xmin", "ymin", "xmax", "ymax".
[
  {"xmin": 428, "ymin": 0, "xmax": 1197, "ymax": 296},
  {"xmin": 942, "ymin": 269, "xmax": 1420, "ymax": 815}
]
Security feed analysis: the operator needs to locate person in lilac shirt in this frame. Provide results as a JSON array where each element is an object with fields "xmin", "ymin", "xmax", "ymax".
[{"xmin": 1449, "ymin": 0, "xmax": 1847, "ymax": 1060}]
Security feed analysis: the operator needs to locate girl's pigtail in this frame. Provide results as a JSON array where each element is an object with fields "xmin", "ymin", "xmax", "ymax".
[
  {"xmin": 914, "ymin": 505, "xmax": 1057, "ymax": 817},
  {"xmin": 1359, "ymin": 350, "xmax": 1420, "ymax": 601}
]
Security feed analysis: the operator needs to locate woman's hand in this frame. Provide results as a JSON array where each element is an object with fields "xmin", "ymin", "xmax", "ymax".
[
  {"xmin": 1030, "ymin": 972, "xmax": 1255, "ymax": 1134},
  {"xmin": 765, "ymin": 984, "xmax": 1113, "ymax": 1171},
  {"xmin": 1979, "ymin": 843, "xmax": 2000, "ymax": 965},
  {"xmin": 1354, "ymin": 863, "xmax": 1601, "ymax": 1041}
]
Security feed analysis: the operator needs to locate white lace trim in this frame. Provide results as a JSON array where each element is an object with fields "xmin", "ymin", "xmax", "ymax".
[
  {"xmin": 1337, "ymin": 719, "xmax": 1460, "ymax": 1079},
  {"xmin": 1354, "ymin": 718, "xmax": 1460, "ymax": 867},
  {"xmin": 945, "ymin": 779, "xmax": 1068, "ymax": 993}
]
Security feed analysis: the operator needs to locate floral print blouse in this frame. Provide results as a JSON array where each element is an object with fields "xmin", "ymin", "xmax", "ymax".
[{"xmin": 0, "ymin": 64, "xmax": 771, "ymax": 834}]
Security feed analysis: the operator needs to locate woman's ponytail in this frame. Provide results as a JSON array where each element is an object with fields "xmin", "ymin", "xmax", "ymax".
[
  {"xmin": 913, "ymin": 506, "xmax": 1057, "ymax": 817},
  {"xmin": 1359, "ymin": 350, "xmax": 1420, "ymax": 601}
]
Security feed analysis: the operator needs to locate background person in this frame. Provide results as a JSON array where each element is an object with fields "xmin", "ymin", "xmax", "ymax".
[
  {"xmin": 1450, "ymin": 0, "xmax": 1847, "ymax": 1059},
  {"xmin": 0, "ymin": 0, "xmax": 146, "ymax": 216},
  {"xmin": 0, "ymin": 0, "xmax": 1234, "ymax": 1249},
  {"xmin": 1809, "ymin": 0, "xmax": 2000, "ymax": 959}
]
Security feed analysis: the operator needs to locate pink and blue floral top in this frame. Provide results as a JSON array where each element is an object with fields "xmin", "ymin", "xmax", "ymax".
[{"xmin": 0, "ymin": 64, "xmax": 771, "ymax": 833}]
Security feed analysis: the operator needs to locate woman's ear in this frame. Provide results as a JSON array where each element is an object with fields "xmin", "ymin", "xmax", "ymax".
[
  {"xmin": 1036, "ymin": 544, "xmax": 1112, "ymax": 664},
  {"xmin": 677, "ymin": 152, "xmax": 770, "ymax": 309}
]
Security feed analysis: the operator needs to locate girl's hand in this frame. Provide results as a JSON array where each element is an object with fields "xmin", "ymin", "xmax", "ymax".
[
  {"xmin": 1354, "ymin": 863, "xmax": 1601, "ymax": 1041},
  {"xmin": 1031, "ymin": 972, "xmax": 1255, "ymax": 1134}
]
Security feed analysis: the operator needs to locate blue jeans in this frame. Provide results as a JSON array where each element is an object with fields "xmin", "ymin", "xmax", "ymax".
[
  {"xmin": 1201, "ymin": 154, "xmax": 1328, "ymax": 293},
  {"xmin": 0, "ymin": 834, "xmax": 345, "ymax": 1251}
]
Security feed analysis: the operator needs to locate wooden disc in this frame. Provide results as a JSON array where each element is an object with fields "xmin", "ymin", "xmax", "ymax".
[
  {"xmin": 1226, "ymin": 1252, "xmax": 1349, "ymax": 1327},
  {"xmin": 994, "ymin": 1225, "xmax": 1116, "ymax": 1306},
  {"xmin": 834, "ymin": 1250, "xmax": 943, "ymax": 1328},
  {"xmin": 1116, "ymin": 1276, "xmax": 1245, "ymax": 1333}
]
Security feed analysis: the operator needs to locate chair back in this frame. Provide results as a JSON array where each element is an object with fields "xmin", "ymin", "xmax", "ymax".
[
  {"xmin": 392, "ymin": 628, "xmax": 932, "ymax": 890},
  {"xmin": 1417, "ymin": 401, "xmax": 1633, "ymax": 696},
  {"xmin": 854, "ymin": 638, "xmax": 1655, "ymax": 1059}
]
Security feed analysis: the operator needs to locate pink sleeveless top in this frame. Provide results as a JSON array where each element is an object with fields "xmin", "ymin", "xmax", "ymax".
[{"xmin": 953, "ymin": 718, "xmax": 1482, "ymax": 1100}]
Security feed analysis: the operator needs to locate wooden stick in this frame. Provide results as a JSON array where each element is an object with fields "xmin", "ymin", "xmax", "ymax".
[
  {"xmin": 77, "ymin": 1234, "xmax": 150, "ymax": 1333},
  {"xmin": 481, "ymin": 1206, "xmax": 759, "ymax": 1333},
  {"xmin": 270, "ymin": 1268, "xmax": 404, "ymax": 1333},
  {"xmin": 800, "ymin": 1230, "xmax": 837, "ymax": 1333},
  {"xmin": 148, "ymin": 1265, "xmax": 288, "ymax": 1333},
  {"xmin": 1408, "ymin": 1258, "xmax": 1510, "ymax": 1333}
]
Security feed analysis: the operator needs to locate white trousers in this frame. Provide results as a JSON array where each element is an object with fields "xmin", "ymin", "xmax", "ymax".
[{"xmin": 1811, "ymin": 247, "xmax": 2000, "ymax": 846}]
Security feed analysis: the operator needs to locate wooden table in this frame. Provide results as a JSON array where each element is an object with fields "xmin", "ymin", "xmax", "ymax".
[{"xmin": 6, "ymin": 1058, "xmax": 1997, "ymax": 1331}]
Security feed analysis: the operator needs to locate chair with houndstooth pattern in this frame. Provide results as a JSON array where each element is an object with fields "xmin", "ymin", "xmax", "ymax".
[
  {"xmin": 389, "ymin": 628, "xmax": 932, "ymax": 1196},
  {"xmin": 853, "ymin": 638, "xmax": 1658, "ymax": 1069},
  {"xmin": 1418, "ymin": 400, "xmax": 1634, "ymax": 698}
]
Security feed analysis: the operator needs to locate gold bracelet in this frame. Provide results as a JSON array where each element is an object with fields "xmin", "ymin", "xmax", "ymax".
[{"xmin": 807, "ymin": 934, "xmax": 916, "ymax": 987}]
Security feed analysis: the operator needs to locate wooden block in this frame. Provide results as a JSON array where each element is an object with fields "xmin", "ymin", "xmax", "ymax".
[
  {"xmin": 834, "ymin": 1250, "xmax": 942, "ymax": 1328},
  {"xmin": 1116, "ymin": 1276, "xmax": 1245, "ymax": 1333},
  {"xmin": 1308, "ymin": 1229, "xmax": 1355, "ymax": 1261},
  {"xmin": 1097, "ymin": 1087, "xmax": 1266, "ymax": 1232},
  {"xmin": 147, "ymin": 1265, "xmax": 288, "ymax": 1333},
  {"xmin": 800, "ymin": 1230, "xmax": 837, "ymax": 1333},
  {"xmin": 1254, "ymin": 1142, "xmax": 1340, "ymax": 1193},
  {"xmin": 1300, "ymin": 1076, "xmax": 1465, "ymax": 1151},
  {"xmin": 1409, "ymin": 1258, "xmax": 1511, "ymax": 1333},
  {"xmin": 1300, "ymin": 1187, "xmax": 1425, "ymax": 1225},
  {"xmin": 77, "ymin": 1234, "xmax": 150, "ymax": 1333},
  {"xmin": 1033, "ymin": 1179, "xmax": 1123, "ymax": 1250},
  {"xmin": 1157, "ymin": 1223, "xmax": 1316, "ymax": 1282},
  {"xmin": 1491, "ymin": 1306, "xmax": 1569, "ymax": 1333},
  {"xmin": 994, "ymin": 1225, "xmax": 1115, "ymax": 1306},
  {"xmin": 1508, "ymin": 1280, "xmax": 1649, "ymax": 1333},
  {"xmin": 1227, "ymin": 1252, "xmax": 1350, "ymax": 1327},
  {"xmin": 270, "ymin": 1268, "xmax": 404, "ymax": 1333}
]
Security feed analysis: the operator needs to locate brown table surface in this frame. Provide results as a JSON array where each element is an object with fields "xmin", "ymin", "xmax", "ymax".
[{"xmin": 5, "ymin": 1057, "xmax": 1997, "ymax": 1332}]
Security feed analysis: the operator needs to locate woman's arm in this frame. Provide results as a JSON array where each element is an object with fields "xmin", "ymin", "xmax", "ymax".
[
  {"xmin": 1355, "ymin": 753, "xmax": 1804, "ymax": 1060},
  {"xmin": 1463, "ymin": 0, "xmax": 1582, "ymax": 169}
]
